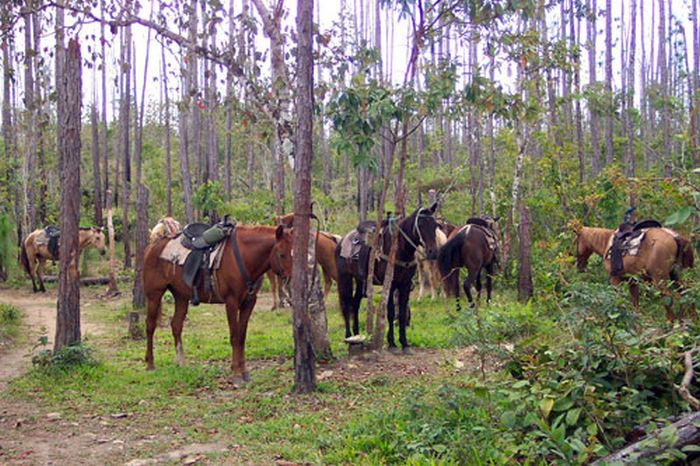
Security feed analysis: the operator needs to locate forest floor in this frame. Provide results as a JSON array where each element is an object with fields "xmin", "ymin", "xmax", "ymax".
[{"xmin": 0, "ymin": 283, "xmax": 479, "ymax": 465}]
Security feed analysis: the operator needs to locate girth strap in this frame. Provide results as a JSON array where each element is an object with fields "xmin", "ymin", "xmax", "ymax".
[{"xmin": 230, "ymin": 227, "xmax": 262, "ymax": 296}]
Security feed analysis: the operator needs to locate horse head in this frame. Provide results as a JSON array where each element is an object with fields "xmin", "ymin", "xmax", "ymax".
[
  {"xmin": 271, "ymin": 225, "xmax": 294, "ymax": 294},
  {"xmin": 408, "ymin": 202, "xmax": 439, "ymax": 260},
  {"xmin": 90, "ymin": 227, "xmax": 107, "ymax": 256}
]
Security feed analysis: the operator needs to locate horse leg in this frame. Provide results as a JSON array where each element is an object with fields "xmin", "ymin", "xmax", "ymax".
[
  {"xmin": 37, "ymin": 257, "xmax": 47, "ymax": 292},
  {"xmin": 351, "ymin": 278, "xmax": 363, "ymax": 336},
  {"xmin": 387, "ymin": 285, "xmax": 398, "ymax": 352},
  {"xmin": 322, "ymin": 268, "xmax": 332, "ymax": 298},
  {"xmin": 475, "ymin": 270, "xmax": 483, "ymax": 302},
  {"xmin": 27, "ymin": 249, "xmax": 38, "ymax": 292},
  {"xmin": 417, "ymin": 262, "xmax": 425, "ymax": 299},
  {"xmin": 485, "ymin": 264, "xmax": 494, "ymax": 304},
  {"xmin": 463, "ymin": 269, "xmax": 477, "ymax": 308},
  {"xmin": 337, "ymin": 272, "xmax": 354, "ymax": 338},
  {"xmin": 171, "ymin": 296, "xmax": 189, "ymax": 366},
  {"xmin": 145, "ymin": 288, "xmax": 166, "ymax": 371},
  {"xmin": 629, "ymin": 282, "xmax": 640, "ymax": 309},
  {"xmin": 232, "ymin": 296, "xmax": 257, "ymax": 382},
  {"xmin": 267, "ymin": 271, "xmax": 279, "ymax": 310},
  {"xmin": 397, "ymin": 284, "xmax": 411, "ymax": 353}
]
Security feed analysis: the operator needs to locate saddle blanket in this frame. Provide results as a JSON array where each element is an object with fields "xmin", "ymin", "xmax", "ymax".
[
  {"xmin": 605, "ymin": 230, "xmax": 646, "ymax": 258},
  {"xmin": 339, "ymin": 229, "xmax": 365, "ymax": 260},
  {"xmin": 457, "ymin": 224, "xmax": 498, "ymax": 252},
  {"xmin": 160, "ymin": 236, "xmax": 227, "ymax": 269}
]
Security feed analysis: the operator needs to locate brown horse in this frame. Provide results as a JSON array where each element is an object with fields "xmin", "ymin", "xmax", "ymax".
[
  {"xmin": 20, "ymin": 227, "xmax": 106, "ymax": 292},
  {"xmin": 149, "ymin": 217, "xmax": 182, "ymax": 243},
  {"xmin": 438, "ymin": 222, "xmax": 498, "ymax": 308},
  {"xmin": 267, "ymin": 213, "xmax": 340, "ymax": 309},
  {"xmin": 574, "ymin": 225, "xmax": 695, "ymax": 320},
  {"xmin": 143, "ymin": 224, "xmax": 293, "ymax": 383}
]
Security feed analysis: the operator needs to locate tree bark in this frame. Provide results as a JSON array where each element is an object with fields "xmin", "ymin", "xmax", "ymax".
[
  {"xmin": 100, "ymin": 0, "xmax": 109, "ymax": 210},
  {"xmin": 626, "ymin": 0, "xmax": 637, "ymax": 205},
  {"xmin": 91, "ymin": 103, "xmax": 103, "ymax": 226},
  {"xmin": 517, "ymin": 202, "xmax": 533, "ymax": 302},
  {"xmin": 587, "ymin": 0, "xmax": 601, "ymax": 176},
  {"xmin": 120, "ymin": 19, "xmax": 132, "ymax": 268},
  {"xmin": 658, "ymin": 0, "xmax": 672, "ymax": 176},
  {"xmin": 105, "ymin": 189, "xmax": 120, "ymax": 296},
  {"xmin": 291, "ymin": 0, "xmax": 316, "ymax": 394},
  {"xmin": 224, "ymin": 0, "xmax": 234, "ymax": 200},
  {"xmin": 604, "ymin": 0, "xmax": 614, "ymax": 166},
  {"xmin": 55, "ymin": 36, "xmax": 82, "ymax": 351},
  {"xmin": 161, "ymin": 42, "xmax": 172, "ymax": 216},
  {"xmin": 23, "ymin": 2, "xmax": 37, "ymax": 234}
]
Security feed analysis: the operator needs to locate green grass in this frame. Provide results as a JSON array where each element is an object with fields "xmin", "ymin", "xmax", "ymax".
[
  {"xmin": 0, "ymin": 303, "xmax": 21, "ymax": 348},
  {"xmin": 3, "ymin": 286, "xmax": 467, "ymax": 464}
]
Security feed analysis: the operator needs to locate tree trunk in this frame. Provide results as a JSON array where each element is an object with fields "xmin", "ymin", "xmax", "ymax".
[
  {"xmin": 692, "ymin": 0, "xmax": 699, "ymax": 167},
  {"xmin": 120, "ymin": 21, "xmax": 132, "ymax": 268},
  {"xmin": 23, "ymin": 3, "xmax": 37, "ymax": 234},
  {"xmin": 91, "ymin": 104, "xmax": 103, "ymax": 225},
  {"xmin": 572, "ymin": 0, "xmax": 584, "ymax": 182},
  {"xmin": 658, "ymin": 0, "xmax": 672, "ymax": 176},
  {"xmin": 224, "ymin": 0, "xmax": 234, "ymax": 200},
  {"xmin": 627, "ymin": 0, "xmax": 637, "ymax": 205},
  {"xmin": 291, "ymin": 0, "xmax": 316, "ymax": 394},
  {"xmin": 55, "ymin": 36, "xmax": 82, "ymax": 351},
  {"xmin": 604, "ymin": 0, "xmax": 614, "ymax": 166},
  {"xmin": 100, "ymin": 0, "xmax": 109, "ymax": 210},
  {"xmin": 517, "ymin": 202, "xmax": 533, "ymax": 302},
  {"xmin": 105, "ymin": 189, "xmax": 120, "ymax": 296},
  {"xmin": 161, "ymin": 42, "xmax": 172, "ymax": 216},
  {"xmin": 587, "ymin": 0, "xmax": 601, "ymax": 176},
  {"xmin": 2, "ymin": 32, "xmax": 21, "ymax": 252}
]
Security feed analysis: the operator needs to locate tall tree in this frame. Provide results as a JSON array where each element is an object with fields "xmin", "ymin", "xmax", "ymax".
[
  {"xmin": 91, "ymin": 102, "xmax": 103, "ymax": 226},
  {"xmin": 55, "ymin": 32, "xmax": 83, "ymax": 351},
  {"xmin": 587, "ymin": 0, "xmax": 601, "ymax": 175},
  {"xmin": 22, "ymin": 2, "xmax": 37, "ymax": 234},
  {"xmin": 291, "ymin": 0, "xmax": 316, "ymax": 394},
  {"xmin": 626, "ymin": 0, "xmax": 637, "ymax": 204},
  {"xmin": 161, "ymin": 42, "xmax": 172, "ymax": 216},
  {"xmin": 658, "ymin": 0, "xmax": 671, "ymax": 176},
  {"xmin": 119, "ymin": 17, "xmax": 132, "ymax": 268},
  {"xmin": 604, "ymin": 0, "xmax": 614, "ymax": 166}
]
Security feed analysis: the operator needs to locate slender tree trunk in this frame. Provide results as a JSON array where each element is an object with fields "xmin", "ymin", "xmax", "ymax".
[
  {"xmin": 2, "ymin": 34, "xmax": 21, "ymax": 252},
  {"xmin": 604, "ymin": 0, "xmax": 614, "ymax": 166},
  {"xmin": 105, "ymin": 189, "xmax": 119, "ymax": 295},
  {"xmin": 573, "ymin": 0, "xmax": 585, "ymax": 182},
  {"xmin": 517, "ymin": 202, "xmax": 533, "ymax": 302},
  {"xmin": 33, "ymin": 9, "xmax": 47, "ymax": 226},
  {"xmin": 55, "ymin": 36, "xmax": 82, "ymax": 351},
  {"xmin": 291, "ymin": 0, "xmax": 316, "ymax": 394},
  {"xmin": 627, "ymin": 0, "xmax": 637, "ymax": 205},
  {"xmin": 23, "ymin": 3, "xmax": 37, "ymax": 234},
  {"xmin": 120, "ymin": 20, "xmax": 132, "ymax": 268},
  {"xmin": 100, "ymin": 0, "xmax": 109, "ymax": 207},
  {"xmin": 91, "ymin": 104, "xmax": 103, "ymax": 225},
  {"xmin": 692, "ymin": 0, "xmax": 699, "ymax": 167},
  {"xmin": 659, "ymin": 0, "xmax": 671, "ymax": 175},
  {"xmin": 587, "ymin": 0, "xmax": 601, "ymax": 176},
  {"xmin": 224, "ymin": 0, "xmax": 234, "ymax": 200},
  {"xmin": 161, "ymin": 43, "xmax": 172, "ymax": 216}
]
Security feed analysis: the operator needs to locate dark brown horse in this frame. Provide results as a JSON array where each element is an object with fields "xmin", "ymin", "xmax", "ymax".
[
  {"xmin": 438, "ymin": 220, "xmax": 499, "ymax": 308},
  {"xmin": 143, "ymin": 224, "xmax": 293, "ymax": 383},
  {"xmin": 20, "ymin": 227, "xmax": 106, "ymax": 292},
  {"xmin": 574, "ymin": 225, "xmax": 695, "ymax": 320},
  {"xmin": 335, "ymin": 204, "xmax": 440, "ymax": 353}
]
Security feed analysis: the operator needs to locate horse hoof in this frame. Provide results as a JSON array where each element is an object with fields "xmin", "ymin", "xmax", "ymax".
[
  {"xmin": 146, "ymin": 364, "xmax": 155, "ymax": 371},
  {"xmin": 402, "ymin": 347, "xmax": 414, "ymax": 355},
  {"xmin": 242, "ymin": 371, "xmax": 251, "ymax": 382},
  {"xmin": 388, "ymin": 346, "xmax": 401, "ymax": 355}
]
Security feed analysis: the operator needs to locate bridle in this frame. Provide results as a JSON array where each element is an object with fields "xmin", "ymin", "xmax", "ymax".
[{"xmin": 396, "ymin": 208, "xmax": 433, "ymax": 251}]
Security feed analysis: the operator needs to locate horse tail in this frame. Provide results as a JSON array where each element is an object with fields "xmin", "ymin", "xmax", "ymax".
[
  {"xmin": 19, "ymin": 240, "xmax": 31, "ymax": 277},
  {"xmin": 678, "ymin": 238, "xmax": 694, "ymax": 269},
  {"xmin": 438, "ymin": 234, "xmax": 463, "ymax": 297}
]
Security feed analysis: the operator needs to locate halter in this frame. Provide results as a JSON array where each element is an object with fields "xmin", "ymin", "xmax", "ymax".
[{"xmin": 396, "ymin": 208, "xmax": 431, "ymax": 251}]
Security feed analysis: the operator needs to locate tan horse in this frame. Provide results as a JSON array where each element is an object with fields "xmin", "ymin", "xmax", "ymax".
[
  {"xmin": 416, "ymin": 227, "xmax": 447, "ymax": 299},
  {"xmin": 574, "ymin": 226, "xmax": 695, "ymax": 320},
  {"xmin": 20, "ymin": 227, "xmax": 106, "ymax": 292},
  {"xmin": 149, "ymin": 217, "xmax": 182, "ymax": 243}
]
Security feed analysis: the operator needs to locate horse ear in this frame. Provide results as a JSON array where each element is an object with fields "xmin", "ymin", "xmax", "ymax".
[
  {"xmin": 428, "ymin": 202, "xmax": 439, "ymax": 214},
  {"xmin": 275, "ymin": 225, "xmax": 284, "ymax": 240}
]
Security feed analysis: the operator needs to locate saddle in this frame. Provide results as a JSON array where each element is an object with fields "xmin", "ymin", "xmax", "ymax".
[
  {"xmin": 608, "ymin": 219, "xmax": 662, "ymax": 277},
  {"xmin": 180, "ymin": 221, "xmax": 230, "ymax": 306},
  {"xmin": 44, "ymin": 226, "xmax": 61, "ymax": 259}
]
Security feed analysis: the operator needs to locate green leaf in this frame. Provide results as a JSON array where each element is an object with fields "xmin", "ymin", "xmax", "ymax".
[
  {"xmin": 665, "ymin": 206, "xmax": 694, "ymax": 226},
  {"xmin": 566, "ymin": 408, "xmax": 582, "ymax": 426},
  {"xmin": 540, "ymin": 398, "xmax": 554, "ymax": 418},
  {"xmin": 501, "ymin": 411, "xmax": 518, "ymax": 428},
  {"xmin": 553, "ymin": 397, "xmax": 574, "ymax": 412}
]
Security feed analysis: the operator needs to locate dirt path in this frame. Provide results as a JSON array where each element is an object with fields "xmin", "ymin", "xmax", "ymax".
[{"xmin": 0, "ymin": 288, "xmax": 104, "ymax": 391}]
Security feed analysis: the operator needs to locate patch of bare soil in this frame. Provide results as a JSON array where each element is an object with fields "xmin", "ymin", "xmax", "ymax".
[{"xmin": 0, "ymin": 287, "xmax": 105, "ymax": 392}]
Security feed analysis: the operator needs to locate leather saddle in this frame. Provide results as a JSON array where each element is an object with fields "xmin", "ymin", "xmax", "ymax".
[
  {"xmin": 180, "ymin": 221, "xmax": 231, "ymax": 306},
  {"xmin": 609, "ymin": 219, "xmax": 661, "ymax": 276},
  {"xmin": 44, "ymin": 226, "xmax": 61, "ymax": 259}
]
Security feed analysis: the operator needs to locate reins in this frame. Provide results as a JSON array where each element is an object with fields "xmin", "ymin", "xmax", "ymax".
[{"xmin": 230, "ymin": 226, "xmax": 263, "ymax": 297}]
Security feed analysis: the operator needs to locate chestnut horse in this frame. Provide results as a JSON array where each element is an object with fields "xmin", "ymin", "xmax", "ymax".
[
  {"xmin": 143, "ymin": 224, "xmax": 293, "ymax": 383},
  {"xmin": 574, "ymin": 225, "xmax": 695, "ymax": 320},
  {"xmin": 20, "ymin": 227, "xmax": 106, "ymax": 292},
  {"xmin": 267, "ymin": 213, "xmax": 340, "ymax": 309}
]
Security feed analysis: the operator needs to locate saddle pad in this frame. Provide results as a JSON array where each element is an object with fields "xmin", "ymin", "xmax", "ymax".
[
  {"xmin": 457, "ymin": 224, "xmax": 499, "ymax": 252},
  {"xmin": 159, "ymin": 237, "xmax": 227, "ymax": 269},
  {"xmin": 34, "ymin": 231, "xmax": 50, "ymax": 246},
  {"xmin": 606, "ymin": 230, "xmax": 647, "ymax": 258},
  {"xmin": 340, "ymin": 229, "xmax": 365, "ymax": 260},
  {"xmin": 160, "ymin": 237, "xmax": 192, "ymax": 266}
]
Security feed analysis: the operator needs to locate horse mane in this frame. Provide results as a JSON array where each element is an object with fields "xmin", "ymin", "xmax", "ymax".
[{"xmin": 466, "ymin": 217, "xmax": 490, "ymax": 229}]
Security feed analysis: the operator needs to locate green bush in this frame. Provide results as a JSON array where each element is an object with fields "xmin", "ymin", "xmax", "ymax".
[{"xmin": 32, "ymin": 343, "xmax": 99, "ymax": 374}]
